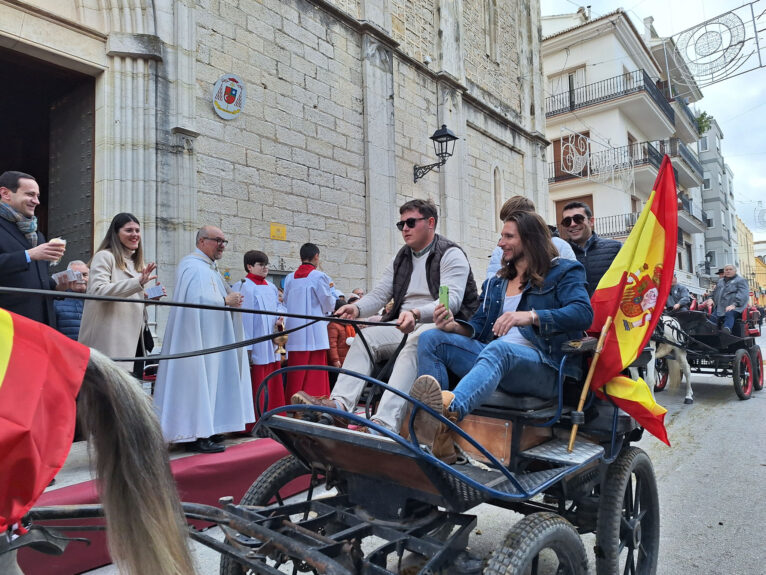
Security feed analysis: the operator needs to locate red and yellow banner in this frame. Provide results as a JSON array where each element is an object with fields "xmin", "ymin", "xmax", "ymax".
[
  {"xmin": 0, "ymin": 309, "xmax": 90, "ymax": 531},
  {"xmin": 588, "ymin": 155, "xmax": 677, "ymax": 445}
]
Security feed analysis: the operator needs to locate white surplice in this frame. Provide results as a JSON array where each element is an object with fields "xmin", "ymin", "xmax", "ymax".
[
  {"xmin": 153, "ymin": 249, "xmax": 254, "ymax": 443},
  {"xmin": 239, "ymin": 278, "xmax": 285, "ymax": 365},
  {"xmin": 283, "ymin": 268, "xmax": 336, "ymax": 351}
]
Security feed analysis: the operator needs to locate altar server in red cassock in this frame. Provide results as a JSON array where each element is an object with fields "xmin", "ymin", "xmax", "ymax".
[
  {"xmin": 239, "ymin": 250, "xmax": 286, "ymax": 427},
  {"xmin": 283, "ymin": 243, "xmax": 336, "ymax": 398}
]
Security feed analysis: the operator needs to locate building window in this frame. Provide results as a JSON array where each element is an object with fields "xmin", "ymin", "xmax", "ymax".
[
  {"xmin": 718, "ymin": 173, "xmax": 723, "ymax": 188},
  {"xmin": 703, "ymin": 172, "xmax": 710, "ymax": 190},
  {"xmin": 699, "ymin": 136, "xmax": 708, "ymax": 151},
  {"xmin": 484, "ymin": 0, "xmax": 498, "ymax": 62}
]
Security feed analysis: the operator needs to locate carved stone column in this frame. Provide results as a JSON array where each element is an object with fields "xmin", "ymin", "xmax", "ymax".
[{"xmin": 361, "ymin": 33, "xmax": 398, "ymax": 284}]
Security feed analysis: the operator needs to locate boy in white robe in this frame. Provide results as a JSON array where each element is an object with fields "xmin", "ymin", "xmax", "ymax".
[
  {"xmin": 153, "ymin": 226, "xmax": 253, "ymax": 453},
  {"xmin": 238, "ymin": 250, "xmax": 286, "ymax": 428},
  {"xmin": 283, "ymin": 243, "xmax": 336, "ymax": 398}
]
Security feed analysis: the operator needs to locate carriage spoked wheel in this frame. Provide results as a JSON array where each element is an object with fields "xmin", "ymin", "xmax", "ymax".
[
  {"xmin": 483, "ymin": 512, "xmax": 589, "ymax": 575},
  {"xmin": 595, "ymin": 447, "xmax": 659, "ymax": 575},
  {"xmin": 653, "ymin": 357, "xmax": 669, "ymax": 392},
  {"xmin": 750, "ymin": 345, "xmax": 763, "ymax": 392},
  {"xmin": 219, "ymin": 455, "xmax": 337, "ymax": 575},
  {"xmin": 732, "ymin": 349, "xmax": 754, "ymax": 400}
]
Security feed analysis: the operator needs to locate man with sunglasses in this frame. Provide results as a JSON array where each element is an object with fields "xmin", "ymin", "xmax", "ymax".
[
  {"xmin": 292, "ymin": 198, "xmax": 479, "ymax": 435},
  {"xmin": 154, "ymin": 225, "xmax": 253, "ymax": 453},
  {"xmin": 560, "ymin": 201, "xmax": 622, "ymax": 296}
]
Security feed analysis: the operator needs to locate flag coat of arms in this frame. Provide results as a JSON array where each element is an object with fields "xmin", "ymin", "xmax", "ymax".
[
  {"xmin": 587, "ymin": 155, "xmax": 678, "ymax": 445},
  {"xmin": 0, "ymin": 309, "xmax": 90, "ymax": 531}
]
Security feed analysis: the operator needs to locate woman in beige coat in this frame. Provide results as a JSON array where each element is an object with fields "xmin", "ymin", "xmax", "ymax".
[{"xmin": 79, "ymin": 213, "xmax": 160, "ymax": 374}]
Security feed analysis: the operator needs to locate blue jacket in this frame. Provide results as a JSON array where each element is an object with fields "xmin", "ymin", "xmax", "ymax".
[
  {"xmin": 54, "ymin": 295, "xmax": 84, "ymax": 340},
  {"xmin": 458, "ymin": 258, "xmax": 593, "ymax": 378}
]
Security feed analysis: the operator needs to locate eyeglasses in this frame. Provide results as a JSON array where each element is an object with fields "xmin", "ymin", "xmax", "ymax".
[
  {"xmin": 396, "ymin": 217, "xmax": 427, "ymax": 231},
  {"xmin": 560, "ymin": 214, "xmax": 587, "ymax": 227},
  {"xmin": 202, "ymin": 237, "xmax": 229, "ymax": 246}
]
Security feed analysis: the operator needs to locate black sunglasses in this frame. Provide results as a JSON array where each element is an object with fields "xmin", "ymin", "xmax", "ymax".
[
  {"xmin": 561, "ymin": 214, "xmax": 587, "ymax": 227},
  {"xmin": 396, "ymin": 217, "xmax": 427, "ymax": 231}
]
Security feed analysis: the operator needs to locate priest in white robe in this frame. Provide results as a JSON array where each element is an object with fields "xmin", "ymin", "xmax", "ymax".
[
  {"xmin": 154, "ymin": 226, "xmax": 253, "ymax": 454},
  {"xmin": 283, "ymin": 243, "xmax": 336, "ymax": 398},
  {"xmin": 237, "ymin": 249, "xmax": 286, "ymax": 428}
]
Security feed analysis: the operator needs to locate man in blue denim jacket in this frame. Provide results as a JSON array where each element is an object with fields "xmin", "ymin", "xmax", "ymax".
[{"xmin": 414, "ymin": 211, "xmax": 592, "ymax": 454}]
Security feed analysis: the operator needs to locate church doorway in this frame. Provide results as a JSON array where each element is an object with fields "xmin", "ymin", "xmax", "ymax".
[{"xmin": 0, "ymin": 47, "xmax": 96, "ymax": 264}]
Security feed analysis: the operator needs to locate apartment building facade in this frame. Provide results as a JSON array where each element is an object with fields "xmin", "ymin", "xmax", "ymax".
[{"xmin": 541, "ymin": 9, "xmax": 707, "ymax": 294}]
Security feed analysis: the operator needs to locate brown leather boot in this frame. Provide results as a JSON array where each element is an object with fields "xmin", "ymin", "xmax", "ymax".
[
  {"xmin": 430, "ymin": 414, "xmax": 458, "ymax": 464},
  {"xmin": 407, "ymin": 375, "xmax": 444, "ymax": 447}
]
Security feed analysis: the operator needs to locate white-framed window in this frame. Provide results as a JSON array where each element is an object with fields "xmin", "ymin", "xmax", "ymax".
[
  {"xmin": 702, "ymin": 172, "xmax": 711, "ymax": 190},
  {"xmin": 699, "ymin": 136, "xmax": 708, "ymax": 151}
]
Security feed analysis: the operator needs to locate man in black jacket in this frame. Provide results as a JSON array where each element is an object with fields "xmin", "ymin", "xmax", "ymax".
[
  {"xmin": 0, "ymin": 171, "xmax": 67, "ymax": 326},
  {"xmin": 666, "ymin": 273, "xmax": 691, "ymax": 311},
  {"xmin": 560, "ymin": 201, "xmax": 622, "ymax": 296}
]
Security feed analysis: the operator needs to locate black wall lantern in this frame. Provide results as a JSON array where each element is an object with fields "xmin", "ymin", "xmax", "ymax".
[{"xmin": 413, "ymin": 124, "xmax": 458, "ymax": 183}]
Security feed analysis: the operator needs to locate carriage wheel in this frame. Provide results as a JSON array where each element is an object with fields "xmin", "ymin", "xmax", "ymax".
[
  {"xmin": 483, "ymin": 512, "xmax": 588, "ymax": 575},
  {"xmin": 653, "ymin": 357, "xmax": 669, "ymax": 392},
  {"xmin": 595, "ymin": 447, "xmax": 659, "ymax": 575},
  {"xmin": 750, "ymin": 346, "xmax": 763, "ymax": 391},
  {"xmin": 220, "ymin": 455, "xmax": 336, "ymax": 575},
  {"xmin": 732, "ymin": 349, "xmax": 754, "ymax": 400}
]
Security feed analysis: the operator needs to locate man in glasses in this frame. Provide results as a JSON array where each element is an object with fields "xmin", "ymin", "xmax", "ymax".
[
  {"xmin": 154, "ymin": 225, "xmax": 253, "ymax": 453},
  {"xmin": 560, "ymin": 201, "xmax": 621, "ymax": 296},
  {"xmin": 292, "ymin": 198, "xmax": 479, "ymax": 436}
]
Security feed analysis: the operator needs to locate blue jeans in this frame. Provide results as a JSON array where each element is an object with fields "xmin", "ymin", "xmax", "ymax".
[
  {"xmin": 708, "ymin": 309, "xmax": 738, "ymax": 331},
  {"xmin": 417, "ymin": 330, "xmax": 557, "ymax": 420}
]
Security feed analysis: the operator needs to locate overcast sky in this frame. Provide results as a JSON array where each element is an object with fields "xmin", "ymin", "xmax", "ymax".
[{"xmin": 540, "ymin": 0, "xmax": 766, "ymax": 244}]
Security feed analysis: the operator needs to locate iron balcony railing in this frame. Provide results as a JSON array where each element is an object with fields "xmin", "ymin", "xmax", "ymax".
[
  {"xmin": 651, "ymin": 138, "xmax": 703, "ymax": 178},
  {"xmin": 679, "ymin": 194, "xmax": 706, "ymax": 224},
  {"xmin": 594, "ymin": 212, "xmax": 640, "ymax": 238},
  {"xmin": 545, "ymin": 69, "xmax": 675, "ymax": 124},
  {"xmin": 548, "ymin": 141, "xmax": 661, "ymax": 183},
  {"xmin": 672, "ymin": 97, "xmax": 698, "ymax": 132}
]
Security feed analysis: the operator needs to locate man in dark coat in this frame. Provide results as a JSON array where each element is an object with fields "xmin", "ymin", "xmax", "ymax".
[
  {"xmin": 704, "ymin": 264, "xmax": 750, "ymax": 334},
  {"xmin": 666, "ymin": 273, "xmax": 691, "ymax": 311},
  {"xmin": 0, "ymin": 171, "xmax": 67, "ymax": 326},
  {"xmin": 559, "ymin": 201, "xmax": 622, "ymax": 296}
]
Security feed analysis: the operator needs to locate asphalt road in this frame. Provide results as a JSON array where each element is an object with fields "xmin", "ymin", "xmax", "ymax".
[{"xmin": 87, "ymin": 333, "xmax": 766, "ymax": 574}]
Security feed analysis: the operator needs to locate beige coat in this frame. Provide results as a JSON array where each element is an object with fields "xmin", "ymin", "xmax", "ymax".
[{"xmin": 79, "ymin": 249, "xmax": 146, "ymax": 369}]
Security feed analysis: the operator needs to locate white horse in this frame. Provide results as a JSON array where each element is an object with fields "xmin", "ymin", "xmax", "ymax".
[{"xmin": 646, "ymin": 314, "xmax": 693, "ymax": 404}]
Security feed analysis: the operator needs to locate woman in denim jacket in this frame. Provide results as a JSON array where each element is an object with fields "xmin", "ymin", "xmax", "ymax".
[{"xmin": 416, "ymin": 210, "xmax": 593, "ymax": 423}]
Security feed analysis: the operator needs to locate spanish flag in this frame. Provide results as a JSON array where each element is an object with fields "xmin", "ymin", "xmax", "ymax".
[
  {"xmin": 0, "ymin": 309, "xmax": 90, "ymax": 531},
  {"xmin": 588, "ymin": 156, "xmax": 677, "ymax": 445}
]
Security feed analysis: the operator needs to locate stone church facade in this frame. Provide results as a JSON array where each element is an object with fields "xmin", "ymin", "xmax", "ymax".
[{"xmin": 1, "ymin": 0, "xmax": 547, "ymax": 326}]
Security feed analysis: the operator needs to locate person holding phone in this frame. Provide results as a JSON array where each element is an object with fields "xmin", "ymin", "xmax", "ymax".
[
  {"xmin": 292, "ymin": 198, "xmax": 479, "ymax": 436},
  {"xmin": 413, "ymin": 210, "xmax": 592, "ymax": 461}
]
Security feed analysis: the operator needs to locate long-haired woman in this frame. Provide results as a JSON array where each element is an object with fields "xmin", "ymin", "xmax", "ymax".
[{"xmin": 79, "ymin": 213, "xmax": 161, "ymax": 374}]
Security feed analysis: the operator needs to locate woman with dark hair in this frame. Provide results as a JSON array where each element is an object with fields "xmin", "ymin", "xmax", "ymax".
[
  {"xmin": 414, "ymin": 210, "xmax": 592, "ymax": 461},
  {"xmin": 79, "ymin": 213, "xmax": 162, "ymax": 374}
]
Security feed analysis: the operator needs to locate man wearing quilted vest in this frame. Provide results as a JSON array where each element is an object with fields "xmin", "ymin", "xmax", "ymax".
[{"xmin": 292, "ymin": 198, "xmax": 479, "ymax": 434}]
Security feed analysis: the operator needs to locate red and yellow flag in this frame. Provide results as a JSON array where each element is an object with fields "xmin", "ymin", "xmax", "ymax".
[
  {"xmin": 0, "ymin": 309, "xmax": 90, "ymax": 531},
  {"xmin": 588, "ymin": 155, "xmax": 677, "ymax": 445}
]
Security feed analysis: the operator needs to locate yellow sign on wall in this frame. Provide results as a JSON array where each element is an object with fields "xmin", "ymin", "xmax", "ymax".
[{"xmin": 270, "ymin": 223, "xmax": 286, "ymax": 241}]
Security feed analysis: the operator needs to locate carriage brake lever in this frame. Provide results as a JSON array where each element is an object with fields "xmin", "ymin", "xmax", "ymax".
[{"xmin": 1, "ymin": 525, "xmax": 90, "ymax": 555}]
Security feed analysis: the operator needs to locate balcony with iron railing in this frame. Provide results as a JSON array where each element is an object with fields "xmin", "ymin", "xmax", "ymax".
[
  {"xmin": 594, "ymin": 212, "xmax": 640, "ymax": 239},
  {"xmin": 548, "ymin": 141, "xmax": 662, "ymax": 184},
  {"xmin": 649, "ymin": 138, "xmax": 703, "ymax": 187},
  {"xmin": 545, "ymin": 69, "xmax": 675, "ymax": 135},
  {"xmin": 670, "ymin": 96, "xmax": 699, "ymax": 143}
]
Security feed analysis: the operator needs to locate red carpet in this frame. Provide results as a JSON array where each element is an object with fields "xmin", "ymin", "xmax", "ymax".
[{"xmin": 18, "ymin": 438, "xmax": 288, "ymax": 574}]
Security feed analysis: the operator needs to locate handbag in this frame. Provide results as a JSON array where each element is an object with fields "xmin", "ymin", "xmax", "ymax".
[{"xmin": 142, "ymin": 325, "xmax": 155, "ymax": 353}]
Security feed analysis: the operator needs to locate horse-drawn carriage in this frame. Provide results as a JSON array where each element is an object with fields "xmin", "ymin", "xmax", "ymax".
[
  {"xmin": 654, "ymin": 309, "xmax": 763, "ymax": 401},
  {"xmin": 207, "ymin": 334, "xmax": 660, "ymax": 575},
  {"xmin": 9, "ymin": 337, "xmax": 661, "ymax": 575}
]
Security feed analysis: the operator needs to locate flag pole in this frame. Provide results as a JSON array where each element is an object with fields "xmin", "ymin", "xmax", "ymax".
[{"xmin": 568, "ymin": 316, "xmax": 613, "ymax": 452}]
